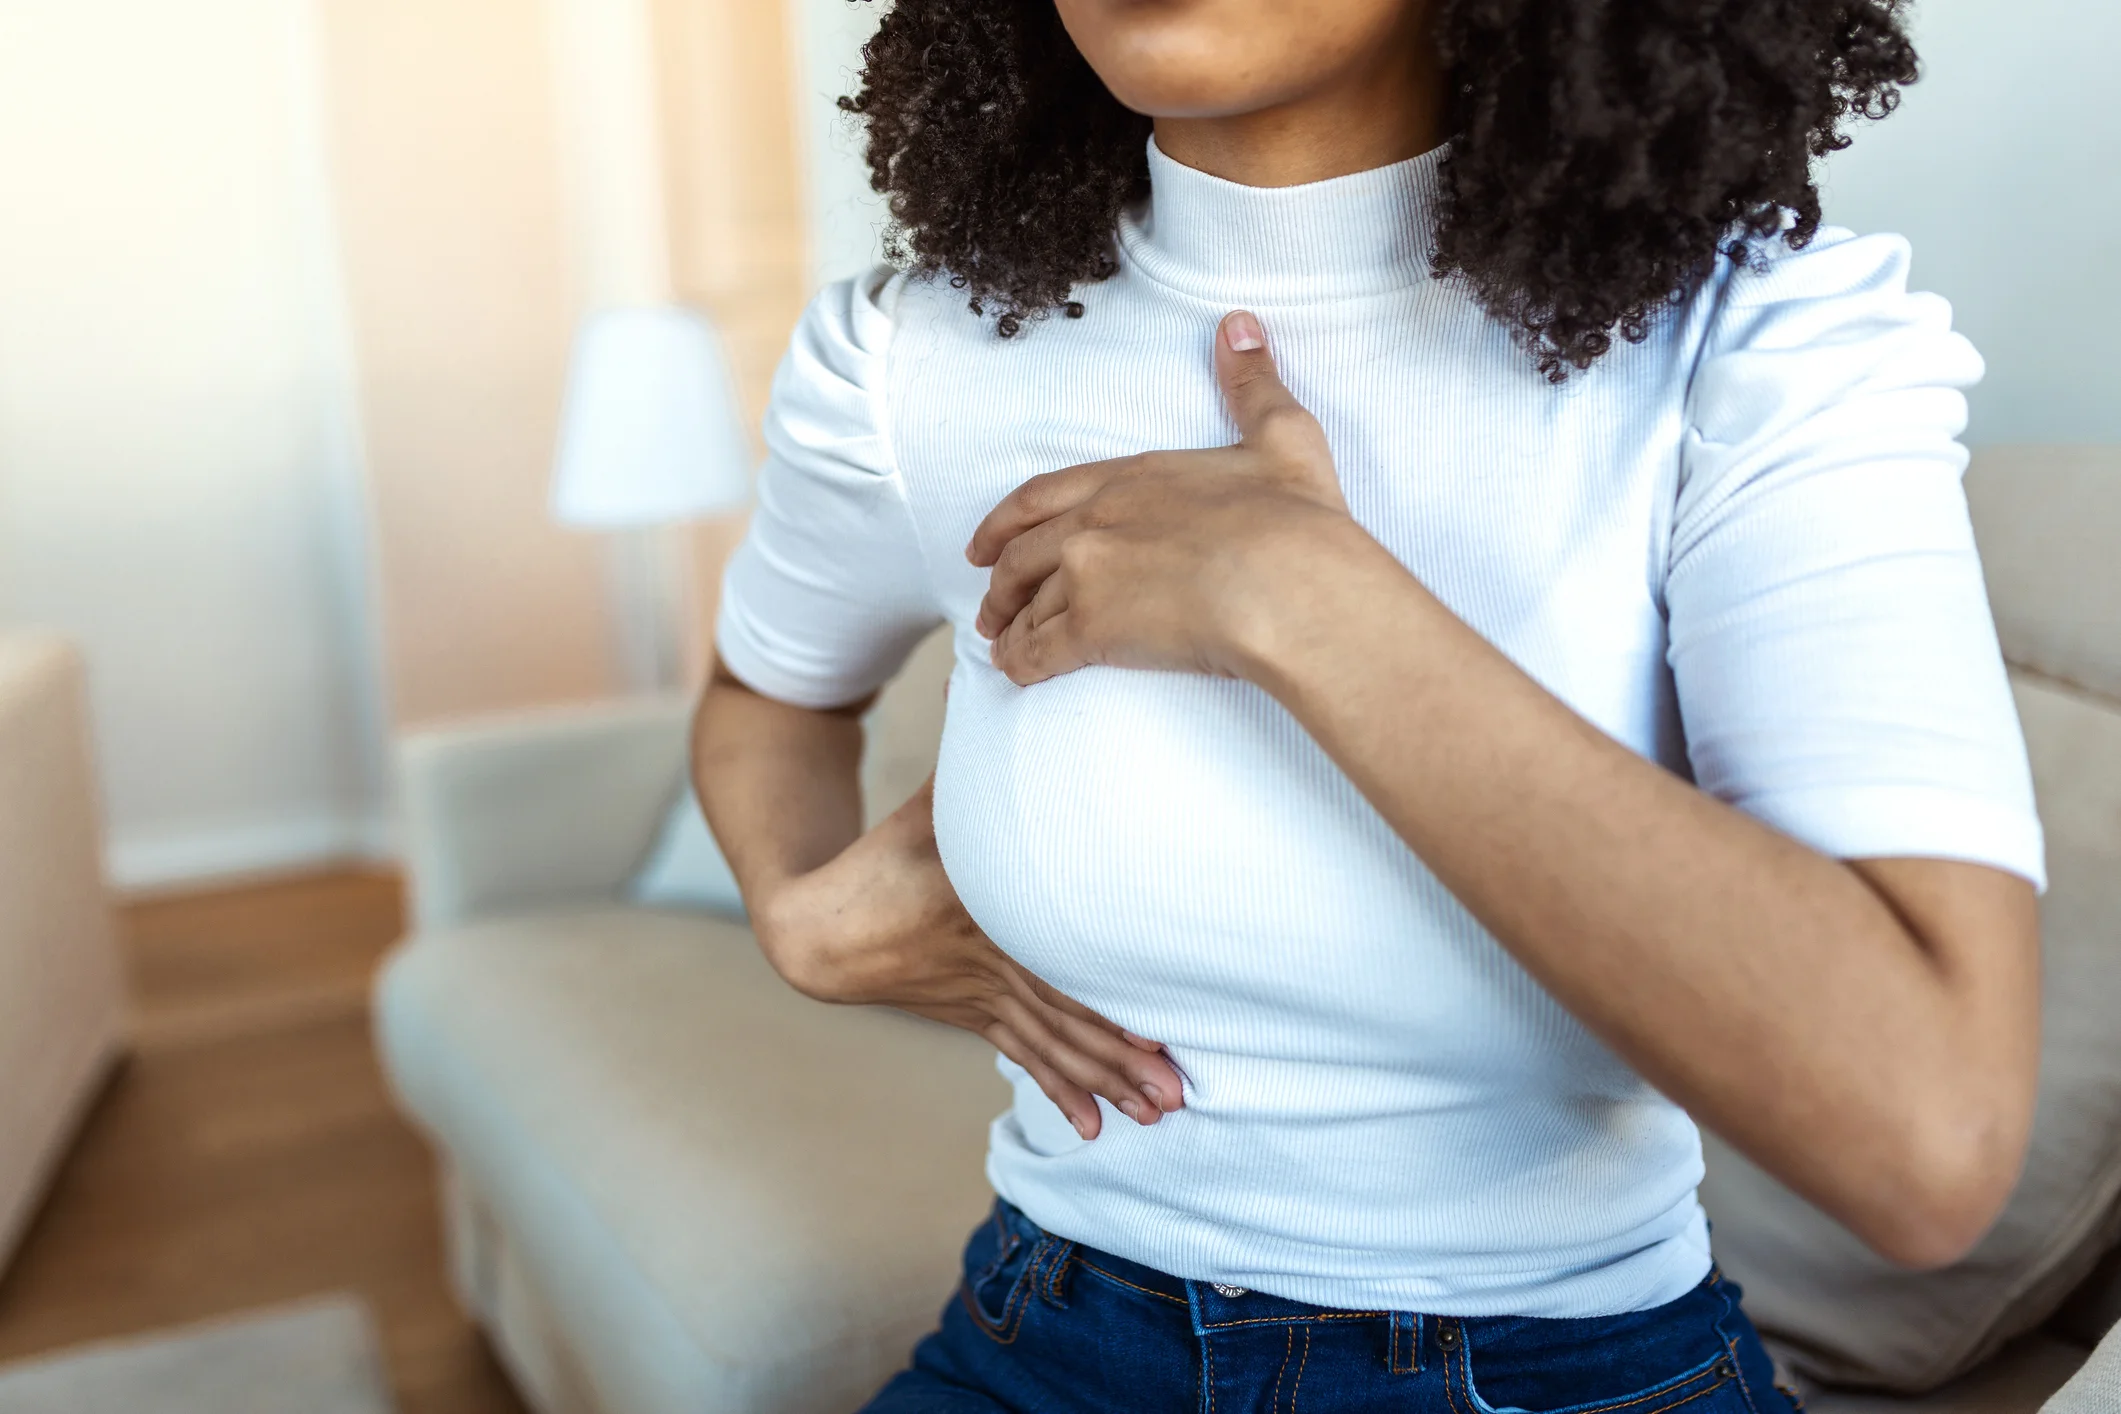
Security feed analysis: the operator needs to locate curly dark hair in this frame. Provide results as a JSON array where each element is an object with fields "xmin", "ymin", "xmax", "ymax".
[{"xmin": 839, "ymin": 0, "xmax": 1918, "ymax": 379}]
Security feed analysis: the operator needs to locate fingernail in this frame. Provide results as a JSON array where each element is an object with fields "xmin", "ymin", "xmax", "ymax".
[
  {"xmin": 1224, "ymin": 310, "xmax": 1264, "ymax": 352},
  {"xmin": 1069, "ymin": 1112, "xmax": 1090, "ymax": 1138},
  {"xmin": 1140, "ymin": 1084, "xmax": 1167, "ymax": 1113},
  {"xmin": 1122, "ymin": 1030, "xmax": 1156, "ymax": 1049},
  {"xmin": 1119, "ymin": 1099, "xmax": 1147, "ymax": 1124}
]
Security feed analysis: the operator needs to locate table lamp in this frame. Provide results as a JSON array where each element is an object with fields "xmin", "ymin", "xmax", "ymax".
[{"xmin": 550, "ymin": 303, "xmax": 753, "ymax": 689}]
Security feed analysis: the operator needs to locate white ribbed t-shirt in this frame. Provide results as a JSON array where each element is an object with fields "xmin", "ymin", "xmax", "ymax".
[{"xmin": 715, "ymin": 138, "xmax": 2045, "ymax": 1318}]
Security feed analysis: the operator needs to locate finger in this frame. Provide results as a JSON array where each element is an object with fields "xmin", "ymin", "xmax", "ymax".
[
  {"xmin": 1024, "ymin": 981, "xmax": 1185, "ymax": 1110},
  {"xmin": 983, "ymin": 1022, "xmax": 1103, "ymax": 1140},
  {"xmin": 987, "ymin": 991, "xmax": 1163, "ymax": 1127},
  {"xmin": 1214, "ymin": 310, "xmax": 1315, "ymax": 454},
  {"xmin": 990, "ymin": 581, "xmax": 1085, "ymax": 687},
  {"xmin": 974, "ymin": 509, "xmax": 1079, "ymax": 640},
  {"xmin": 965, "ymin": 459, "xmax": 1126, "ymax": 567},
  {"xmin": 1032, "ymin": 998, "xmax": 1187, "ymax": 1114}
]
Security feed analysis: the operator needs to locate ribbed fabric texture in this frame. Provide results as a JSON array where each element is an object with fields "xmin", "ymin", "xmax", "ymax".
[{"xmin": 716, "ymin": 139, "xmax": 2044, "ymax": 1317}]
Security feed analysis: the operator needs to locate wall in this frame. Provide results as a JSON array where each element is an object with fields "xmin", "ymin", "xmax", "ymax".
[
  {"xmin": 0, "ymin": 0, "xmax": 819, "ymax": 889},
  {"xmin": 0, "ymin": 0, "xmax": 389, "ymax": 888},
  {"xmin": 654, "ymin": 0, "xmax": 814, "ymax": 672},
  {"xmin": 315, "ymin": 0, "xmax": 622, "ymax": 727},
  {"xmin": 318, "ymin": 0, "xmax": 814, "ymax": 711},
  {"xmin": 788, "ymin": 0, "xmax": 889, "ymax": 289},
  {"xmin": 1820, "ymin": 0, "xmax": 2121, "ymax": 446}
]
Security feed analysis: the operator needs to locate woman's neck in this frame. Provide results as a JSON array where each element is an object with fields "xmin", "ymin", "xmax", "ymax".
[{"xmin": 1151, "ymin": 18, "xmax": 1445, "ymax": 188}]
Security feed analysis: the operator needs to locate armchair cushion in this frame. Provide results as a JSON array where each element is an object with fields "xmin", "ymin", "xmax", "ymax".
[
  {"xmin": 374, "ymin": 907, "xmax": 1007, "ymax": 1414},
  {"xmin": 398, "ymin": 697, "xmax": 690, "ymax": 930},
  {"xmin": 0, "ymin": 634, "xmax": 127, "ymax": 1273},
  {"xmin": 628, "ymin": 786, "xmax": 745, "ymax": 919}
]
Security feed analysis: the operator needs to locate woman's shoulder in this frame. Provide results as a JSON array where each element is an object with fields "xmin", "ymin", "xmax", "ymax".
[
  {"xmin": 778, "ymin": 263, "xmax": 988, "ymax": 401},
  {"xmin": 765, "ymin": 264, "xmax": 915, "ymax": 478},
  {"xmin": 786, "ymin": 264, "xmax": 909, "ymax": 382},
  {"xmin": 1683, "ymin": 225, "xmax": 1983, "ymax": 445},
  {"xmin": 1702, "ymin": 225, "xmax": 1959, "ymax": 334}
]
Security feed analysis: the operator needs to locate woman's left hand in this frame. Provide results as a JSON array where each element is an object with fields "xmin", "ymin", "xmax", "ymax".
[{"xmin": 968, "ymin": 310, "xmax": 1381, "ymax": 686}]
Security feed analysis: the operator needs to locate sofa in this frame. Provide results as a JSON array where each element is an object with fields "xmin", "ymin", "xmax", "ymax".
[
  {"xmin": 0, "ymin": 633, "xmax": 129, "ymax": 1279},
  {"xmin": 374, "ymin": 450, "xmax": 2121, "ymax": 1414}
]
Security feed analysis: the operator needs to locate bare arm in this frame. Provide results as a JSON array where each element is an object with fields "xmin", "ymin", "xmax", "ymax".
[
  {"xmin": 968, "ymin": 310, "xmax": 2041, "ymax": 1266},
  {"xmin": 691, "ymin": 656, "xmax": 1187, "ymax": 1138},
  {"xmin": 1254, "ymin": 540, "xmax": 2040, "ymax": 1268}
]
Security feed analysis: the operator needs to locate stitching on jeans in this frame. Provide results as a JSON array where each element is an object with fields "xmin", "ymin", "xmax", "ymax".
[
  {"xmin": 959, "ymin": 1235, "xmax": 1049, "ymax": 1346},
  {"xmin": 1723, "ymin": 1337, "xmax": 1764, "ymax": 1414},
  {"xmin": 1626, "ymin": 1382, "xmax": 1728, "ymax": 1414},
  {"xmin": 1534, "ymin": 1365, "xmax": 1721, "ymax": 1414},
  {"xmin": 1389, "ymin": 1314, "xmax": 1421, "ymax": 1376},
  {"xmin": 958, "ymin": 1274, "xmax": 1030, "ymax": 1346},
  {"xmin": 1455, "ymin": 1340, "xmax": 1730, "ymax": 1414},
  {"xmin": 1271, "ymin": 1326, "xmax": 1292, "ymax": 1413},
  {"xmin": 966, "ymin": 1210, "xmax": 1016, "ymax": 1294},
  {"xmin": 1076, "ymin": 1257, "xmax": 1189, "ymax": 1306},
  {"xmin": 1442, "ymin": 1339, "xmax": 1471, "ymax": 1414},
  {"xmin": 1199, "ymin": 1311, "xmax": 1388, "ymax": 1331},
  {"xmin": 1291, "ymin": 1325, "xmax": 1311, "ymax": 1413},
  {"xmin": 1043, "ymin": 1241, "xmax": 1076, "ymax": 1307},
  {"xmin": 1711, "ymin": 1276, "xmax": 1765, "ymax": 1414}
]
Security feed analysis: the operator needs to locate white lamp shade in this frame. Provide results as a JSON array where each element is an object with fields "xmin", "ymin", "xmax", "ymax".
[{"xmin": 551, "ymin": 303, "xmax": 754, "ymax": 528}]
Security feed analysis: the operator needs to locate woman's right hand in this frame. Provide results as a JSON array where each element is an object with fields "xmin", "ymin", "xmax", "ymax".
[{"xmin": 754, "ymin": 773, "xmax": 1184, "ymax": 1139}]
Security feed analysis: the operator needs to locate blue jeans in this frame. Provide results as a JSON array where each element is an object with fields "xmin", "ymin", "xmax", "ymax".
[{"xmin": 861, "ymin": 1201, "xmax": 1800, "ymax": 1414}]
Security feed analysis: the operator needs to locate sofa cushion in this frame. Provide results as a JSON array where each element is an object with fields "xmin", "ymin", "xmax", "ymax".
[
  {"xmin": 2041, "ymin": 1320, "xmax": 2121, "ymax": 1414},
  {"xmin": 1965, "ymin": 448, "xmax": 2121, "ymax": 703},
  {"xmin": 2051, "ymin": 1246, "xmax": 2121, "ymax": 1349},
  {"xmin": 374, "ymin": 908, "xmax": 1008, "ymax": 1414},
  {"xmin": 627, "ymin": 786, "xmax": 747, "ymax": 918},
  {"xmin": 1700, "ymin": 671, "xmax": 2121, "ymax": 1392},
  {"xmin": 1801, "ymin": 1334, "xmax": 2085, "ymax": 1414}
]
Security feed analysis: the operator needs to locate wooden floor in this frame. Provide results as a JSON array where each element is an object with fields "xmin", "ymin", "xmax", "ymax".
[{"xmin": 0, "ymin": 870, "xmax": 528, "ymax": 1414}]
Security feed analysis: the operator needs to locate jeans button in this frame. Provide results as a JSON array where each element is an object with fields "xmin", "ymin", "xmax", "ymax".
[
  {"xmin": 1212, "ymin": 1284, "xmax": 1249, "ymax": 1297},
  {"xmin": 1717, "ymin": 1358, "xmax": 1738, "ymax": 1379},
  {"xmin": 1437, "ymin": 1320, "xmax": 1460, "ymax": 1351}
]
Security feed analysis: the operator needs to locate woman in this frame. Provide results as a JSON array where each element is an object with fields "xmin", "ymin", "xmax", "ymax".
[{"xmin": 692, "ymin": 0, "xmax": 2045, "ymax": 1407}]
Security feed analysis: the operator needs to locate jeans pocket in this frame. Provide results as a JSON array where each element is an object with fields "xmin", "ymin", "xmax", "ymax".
[
  {"xmin": 1449, "ymin": 1283, "xmax": 1744, "ymax": 1414},
  {"xmin": 958, "ymin": 1209, "xmax": 1048, "ymax": 1342}
]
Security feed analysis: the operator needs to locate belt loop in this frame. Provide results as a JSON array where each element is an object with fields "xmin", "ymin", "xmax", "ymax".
[
  {"xmin": 1389, "ymin": 1311, "xmax": 1421, "ymax": 1374},
  {"xmin": 1035, "ymin": 1238, "xmax": 1076, "ymax": 1310}
]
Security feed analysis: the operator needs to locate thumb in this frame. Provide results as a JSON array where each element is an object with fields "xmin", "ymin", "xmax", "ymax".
[{"xmin": 1214, "ymin": 310, "xmax": 1304, "ymax": 443}]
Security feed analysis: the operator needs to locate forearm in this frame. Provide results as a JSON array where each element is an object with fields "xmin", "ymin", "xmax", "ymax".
[
  {"xmin": 691, "ymin": 656, "xmax": 1187, "ymax": 1128},
  {"xmin": 1245, "ymin": 528, "xmax": 2039, "ymax": 1264},
  {"xmin": 689, "ymin": 656, "xmax": 870, "ymax": 917}
]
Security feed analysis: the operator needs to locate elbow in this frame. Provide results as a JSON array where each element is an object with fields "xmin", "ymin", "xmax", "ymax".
[
  {"xmin": 750, "ymin": 884, "xmax": 847, "ymax": 1005},
  {"xmin": 1848, "ymin": 1099, "xmax": 2031, "ymax": 1270}
]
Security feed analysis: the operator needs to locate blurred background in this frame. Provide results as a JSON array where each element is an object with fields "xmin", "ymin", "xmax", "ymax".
[{"xmin": 0, "ymin": 0, "xmax": 2113, "ymax": 1412}]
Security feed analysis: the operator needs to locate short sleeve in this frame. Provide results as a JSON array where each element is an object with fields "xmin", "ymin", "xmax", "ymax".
[
  {"xmin": 714, "ymin": 269, "xmax": 943, "ymax": 710},
  {"xmin": 1668, "ymin": 230, "xmax": 2045, "ymax": 887}
]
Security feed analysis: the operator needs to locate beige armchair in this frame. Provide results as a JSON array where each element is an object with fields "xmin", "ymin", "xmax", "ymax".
[{"xmin": 0, "ymin": 634, "xmax": 128, "ymax": 1276}]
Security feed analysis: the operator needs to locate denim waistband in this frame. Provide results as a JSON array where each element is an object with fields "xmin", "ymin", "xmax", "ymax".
[{"xmin": 989, "ymin": 1197, "xmax": 1725, "ymax": 1328}]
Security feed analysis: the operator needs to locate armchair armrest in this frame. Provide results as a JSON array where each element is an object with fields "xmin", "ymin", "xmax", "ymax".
[
  {"xmin": 396, "ymin": 696, "xmax": 691, "ymax": 931},
  {"xmin": 0, "ymin": 633, "xmax": 127, "ymax": 1272}
]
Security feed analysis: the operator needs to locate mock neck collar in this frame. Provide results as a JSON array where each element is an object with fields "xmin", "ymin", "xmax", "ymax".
[{"xmin": 1118, "ymin": 134, "xmax": 1443, "ymax": 303}]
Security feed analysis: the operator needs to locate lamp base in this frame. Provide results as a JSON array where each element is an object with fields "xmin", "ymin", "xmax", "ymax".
[{"xmin": 604, "ymin": 525, "xmax": 694, "ymax": 693}]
